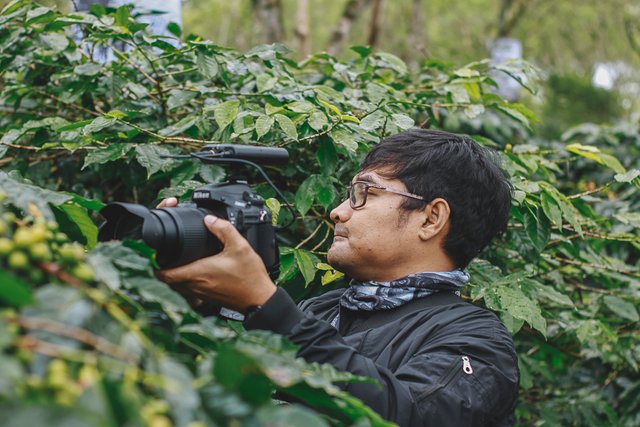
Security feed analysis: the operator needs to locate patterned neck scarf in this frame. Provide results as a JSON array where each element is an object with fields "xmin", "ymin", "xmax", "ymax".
[{"xmin": 339, "ymin": 270, "xmax": 470, "ymax": 312}]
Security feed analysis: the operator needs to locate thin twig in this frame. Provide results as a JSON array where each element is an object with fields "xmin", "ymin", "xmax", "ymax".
[
  {"xmin": 567, "ymin": 182, "xmax": 613, "ymax": 200},
  {"xmin": 14, "ymin": 315, "xmax": 137, "ymax": 363},
  {"xmin": 295, "ymin": 220, "xmax": 325, "ymax": 249},
  {"xmin": 35, "ymin": 90, "xmax": 100, "ymax": 117},
  {"xmin": 311, "ymin": 221, "xmax": 334, "ymax": 252},
  {"xmin": 542, "ymin": 254, "xmax": 639, "ymax": 278}
]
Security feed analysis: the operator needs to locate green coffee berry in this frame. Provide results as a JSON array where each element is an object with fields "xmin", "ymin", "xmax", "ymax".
[{"xmin": 8, "ymin": 251, "xmax": 29, "ymax": 270}]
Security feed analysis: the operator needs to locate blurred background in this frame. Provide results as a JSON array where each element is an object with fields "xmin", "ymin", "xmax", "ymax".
[{"xmin": 24, "ymin": 0, "xmax": 640, "ymax": 137}]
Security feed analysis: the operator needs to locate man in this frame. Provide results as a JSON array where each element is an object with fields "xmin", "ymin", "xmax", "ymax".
[{"xmin": 158, "ymin": 128, "xmax": 519, "ymax": 426}]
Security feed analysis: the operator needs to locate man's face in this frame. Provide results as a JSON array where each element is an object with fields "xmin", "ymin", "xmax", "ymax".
[{"xmin": 327, "ymin": 169, "xmax": 425, "ymax": 282}]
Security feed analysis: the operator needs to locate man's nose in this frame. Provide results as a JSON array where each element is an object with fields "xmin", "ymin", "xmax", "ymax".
[{"xmin": 330, "ymin": 198, "xmax": 352, "ymax": 223}]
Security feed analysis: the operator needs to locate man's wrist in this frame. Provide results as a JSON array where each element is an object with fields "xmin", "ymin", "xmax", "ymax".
[{"xmin": 243, "ymin": 287, "xmax": 305, "ymax": 335}]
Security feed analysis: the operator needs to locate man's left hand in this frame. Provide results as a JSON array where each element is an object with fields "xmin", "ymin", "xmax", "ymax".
[{"xmin": 156, "ymin": 215, "xmax": 277, "ymax": 313}]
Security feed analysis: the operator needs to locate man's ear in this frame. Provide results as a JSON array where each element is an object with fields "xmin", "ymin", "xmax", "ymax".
[{"xmin": 418, "ymin": 198, "xmax": 450, "ymax": 241}]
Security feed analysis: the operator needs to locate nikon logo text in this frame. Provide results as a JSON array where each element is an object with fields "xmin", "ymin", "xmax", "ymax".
[{"xmin": 193, "ymin": 191, "xmax": 210, "ymax": 199}]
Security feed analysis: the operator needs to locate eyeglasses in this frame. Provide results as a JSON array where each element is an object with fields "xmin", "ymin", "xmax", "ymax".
[{"xmin": 346, "ymin": 181, "xmax": 426, "ymax": 209}]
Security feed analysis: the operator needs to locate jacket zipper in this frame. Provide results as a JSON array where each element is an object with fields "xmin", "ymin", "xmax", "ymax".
[
  {"xmin": 418, "ymin": 355, "xmax": 474, "ymax": 402},
  {"xmin": 462, "ymin": 355, "xmax": 473, "ymax": 374}
]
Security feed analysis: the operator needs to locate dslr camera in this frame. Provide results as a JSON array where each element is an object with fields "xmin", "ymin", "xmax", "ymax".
[{"xmin": 98, "ymin": 144, "xmax": 289, "ymax": 280}]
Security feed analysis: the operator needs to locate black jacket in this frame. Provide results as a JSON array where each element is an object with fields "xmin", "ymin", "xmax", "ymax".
[{"xmin": 244, "ymin": 287, "xmax": 519, "ymax": 427}]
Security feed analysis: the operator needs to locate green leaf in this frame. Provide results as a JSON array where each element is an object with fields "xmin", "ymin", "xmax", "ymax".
[
  {"xmin": 277, "ymin": 252, "xmax": 298, "ymax": 284},
  {"xmin": 391, "ymin": 114, "xmax": 414, "ymax": 130},
  {"xmin": 295, "ymin": 175, "xmax": 317, "ymax": 216},
  {"xmin": 287, "ymin": 101, "xmax": 315, "ymax": 113},
  {"xmin": 275, "ymin": 114, "xmax": 298, "ymax": 140},
  {"xmin": 74, "ymin": 62, "xmax": 102, "ymax": 76},
  {"xmin": 124, "ymin": 277, "xmax": 190, "ymax": 313},
  {"xmin": 315, "ymin": 180, "xmax": 335, "ymax": 209},
  {"xmin": 257, "ymin": 405, "xmax": 330, "ymax": 427},
  {"xmin": 492, "ymin": 285, "xmax": 546, "ymax": 336},
  {"xmin": 40, "ymin": 32, "xmax": 68, "ymax": 52},
  {"xmin": 158, "ymin": 117, "xmax": 196, "ymax": 137},
  {"xmin": 86, "ymin": 251, "xmax": 121, "ymax": 291},
  {"xmin": 565, "ymin": 143, "xmax": 626, "ymax": 174},
  {"xmin": 321, "ymin": 269, "xmax": 344, "ymax": 286},
  {"xmin": 0, "ymin": 270, "xmax": 33, "ymax": 307},
  {"xmin": 540, "ymin": 191, "xmax": 563, "ymax": 227},
  {"xmin": 196, "ymin": 52, "xmax": 218, "ymax": 78},
  {"xmin": 1, "ymin": 129, "xmax": 21, "ymax": 145},
  {"xmin": 294, "ymin": 249, "xmax": 316, "ymax": 285},
  {"xmin": 214, "ymin": 100, "xmax": 240, "ymax": 130},
  {"xmin": 497, "ymin": 105, "xmax": 530, "ymax": 128},
  {"xmin": 615, "ymin": 169, "xmax": 640, "ymax": 184},
  {"xmin": 454, "ymin": 67, "xmax": 480, "ymax": 78},
  {"xmin": 114, "ymin": 5, "xmax": 129, "ymax": 27},
  {"xmin": 83, "ymin": 143, "xmax": 133, "ymax": 168},
  {"xmin": 83, "ymin": 116, "xmax": 116, "ymax": 135},
  {"xmin": 0, "ymin": 171, "xmax": 71, "ymax": 220},
  {"xmin": 447, "ymin": 85, "xmax": 470, "ymax": 104},
  {"xmin": 522, "ymin": 279, "xmax": 574, "ymax": 308},
  {"xmin": 135, "ymin": 145, "xmax": 173, "ymax": 178},
  {"xmin": 255, "ymin": 115, "xmax": 274, "ymax": 139},
  {"xmin": 329, "ymin": 128, "xmax": 357, "ymax": 152},
  {"xmin": 265, "ymin": 198, "xmax": 281, "ymax": 225},
  {"xmin": 167, "ymin": 90, "xmax": 197, "ymax": 111},
  {"xmin": 524, "ymin": 207, "xmax": 550, "ymax": 252},
  {"xmin": 56, "ymin": 202, "xmax": 98, "ymax": 248},
  {"xmin": 167, "ymin": 22, "xmax": 182, "ymax": 37},
  {"xmin": 308, "ymin": 111, "xmax": 328, "ymax": 131},
  {"xmin": 350, "ymin": 45, "xmax": 372, "ymax": 57},
  {"xmin": 360, "ymin": 110, "xmax": 386, "ymax": 132},
  {"xmin": 256, "ymin": 74, "xmax": 277, "ymax": 92},
  {"xmin": 376, "ymin": 52, "xmax": 407, "ymax": 74},
  {"xmin": 316, "ymin": 139, "xmax": 337, "ymax": 176},
  {"xmin": 56, "ymin": 119, "xmax": 93, "ymax": 132},
  {"xmin": 602, "ymin": 295, "xmax": 639, "ymax": 322},
  {"xmin": 464, "ymin": 104, "xmax": 485, "ymax": 119}
]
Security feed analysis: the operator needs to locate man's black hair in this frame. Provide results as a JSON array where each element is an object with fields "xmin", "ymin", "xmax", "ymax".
[{"xmin": 360, "ymin": 128, "xmax": 512, "ymax": 269}]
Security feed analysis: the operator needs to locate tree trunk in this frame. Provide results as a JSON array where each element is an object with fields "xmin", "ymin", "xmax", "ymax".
[
  {"xmin": 327, "ymin": 0, "xmax": 372, "ymax": 56},
  {"xmin": 367, "ymin": 0, "xmax": 383, "ymax": 49},
  {"xmin": 496, "ymin": 0, "xmax": 531, "ymax": 38},
  {"xmin": 251, "ymin": 0, "xmax": 284, "ymax": 44},
  {"xmin": 294, "ymin": 0, "xmax": 311, "ymax": 57},
  {"xmin": 407, "ymin": 0, "xmax": 430, "ymax": 59}
]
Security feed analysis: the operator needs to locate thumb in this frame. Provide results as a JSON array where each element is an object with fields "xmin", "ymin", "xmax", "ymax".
[{"xmin": 204, "ymin": 215, "xmax": 244, "ymax": 249}]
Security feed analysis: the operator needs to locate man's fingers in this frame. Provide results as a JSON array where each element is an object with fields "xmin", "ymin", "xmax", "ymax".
[
  {"xmin": 204, "ymin": 215, "xmax": 246, "ymax": 250},
  {"xmin": 156, "ymin": 257, "xmax": 208, "ymax": 284},
  {"xmin": 156, "ymin": 197, "xmax": 178, "ymax": 209}
]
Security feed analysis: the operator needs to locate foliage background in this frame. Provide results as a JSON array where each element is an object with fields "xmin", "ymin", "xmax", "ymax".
[{"xmin": 0, "ymin": 2, "xmax": 638, "ymax": 426}]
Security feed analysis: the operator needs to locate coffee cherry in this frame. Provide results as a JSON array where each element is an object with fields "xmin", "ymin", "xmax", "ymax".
[
  {"xmin": 13, "ymin": 228, "xmax": 37, "ymax": 248},
  {"xmin": 29, "ymin": 269, "xmax": 45, "ymax": 283},
  {"xmin": 0, "ymin": 219, "xmax": 7, "ymax": 236},
  {"xmin": 0, "ymin": 238, "xmax": 13, "ymax": 256},
  {"xmin": 8, "ymin": 251, "xmax": 29, "ymax": 270},
  {"xmin": 59, "ymin": 243, "xmax": 85, "ymax": 261},
  {"xmin": 72, "ymin": 263, "xmax": 94, "ymax": 282},
  {"xmin": 2, "ymin": 212, "xmax": 16, "ymax": 223},
  {"xmin": 54, "ymin": 232, "xmax": 68, "ymax": 243},
  {"xmin": 29, "ymin": 242, "xmax": 52, "ymax": 261}
]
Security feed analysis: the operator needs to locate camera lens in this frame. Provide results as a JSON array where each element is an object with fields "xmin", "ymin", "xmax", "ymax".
[{"xmin": 99, "ymin": 203, "xmax": 222, "ymax": 268}]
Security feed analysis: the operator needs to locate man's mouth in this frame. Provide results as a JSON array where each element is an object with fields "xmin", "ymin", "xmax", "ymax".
[{"xmin": 333, "ymin": 225, "xmax": 348, "ymax": 238}]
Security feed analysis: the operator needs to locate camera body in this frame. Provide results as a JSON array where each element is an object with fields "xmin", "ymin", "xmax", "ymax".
[{"xmin": 98, "ymin": 179, "xmax": 279, "ymax": 278}]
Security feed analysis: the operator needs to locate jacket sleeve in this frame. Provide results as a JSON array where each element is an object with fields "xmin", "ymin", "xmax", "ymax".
[{"xmin": 244, "ymin": 287, "xmax": 518, "ymax": 427}]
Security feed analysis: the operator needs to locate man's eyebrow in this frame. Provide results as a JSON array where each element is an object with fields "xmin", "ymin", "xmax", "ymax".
[{"xmin": 353, "ymin": 173, "xmax": 378, "ymax": 184}]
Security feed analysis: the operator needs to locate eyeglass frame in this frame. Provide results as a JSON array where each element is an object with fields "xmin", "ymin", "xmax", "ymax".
[{"xmin": 346, "ymin": 181, "xmax": 427, "ymax": 209}]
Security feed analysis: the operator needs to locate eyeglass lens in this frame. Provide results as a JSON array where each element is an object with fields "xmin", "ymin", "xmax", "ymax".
[{"xmin": 350, "ymin": 182, "xmax": 368, "ymax": 208}]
